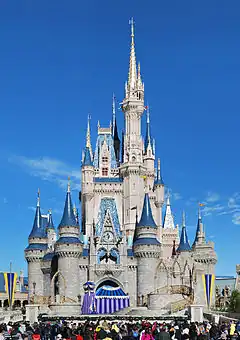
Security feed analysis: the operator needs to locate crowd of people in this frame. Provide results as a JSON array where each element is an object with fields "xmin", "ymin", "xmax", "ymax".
[{"xmin": 0, "ymin": 319, "xmax": 240, "ymax": 340}]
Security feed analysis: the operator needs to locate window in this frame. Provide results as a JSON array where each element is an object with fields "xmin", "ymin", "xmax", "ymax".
[
  {"xmin": 102, "ymin": 167, "xmax": 108, "ymax": 176},
  {"xmin": 102, "ymin": 156, "xmax": 108, "ymax": 163}
]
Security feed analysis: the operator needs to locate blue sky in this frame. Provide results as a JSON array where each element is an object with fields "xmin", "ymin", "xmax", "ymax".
[{"xmin": 0, "ymin": 0, "xmax": 239, "ymax": 276}]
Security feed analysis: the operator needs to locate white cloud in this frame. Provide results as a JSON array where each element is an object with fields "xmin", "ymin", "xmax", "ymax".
[
  {"xmin": 173, "ymin": 192, "xmax": 182, "ymax": 200},
  {"xmin": 9, "ymin": 155, "xmax": 80, "ymax": 191},
  {"xmin": 205, "ymin": 191, "xmax": 220, "ymax": 203},
  {"xmin": 232, "ymin": 213, "xmax": 240, "ymax": 225},
  {"xmin": 201, "ymin": 204, "xmax": 225, "ymax": 216},
  {"xmin": 3, "ymin": 197, "xmax": 8, "ymax": 204}
]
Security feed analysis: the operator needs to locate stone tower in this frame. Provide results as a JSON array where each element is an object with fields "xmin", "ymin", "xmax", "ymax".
[
  {"xmin": 25, "ymin": 190, "xmax": 47, "ymax": 299},
  {"xmin": 121, "ymin": 18, "xmax": 146, "ymax": 238},
  {"xmin": 133, "ymin": 193, "xmax": 161, "ymax": 304},
  {"xmin": 192, "ymin": 209, "xmax": 217, "ymax": 307},
  {"xmin": 55, "ymin": 180, "xmax": 83, "ymax": 302}
]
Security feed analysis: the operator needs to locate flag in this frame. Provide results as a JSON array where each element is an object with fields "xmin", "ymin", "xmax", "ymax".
[
  {"xmin": 4, "ymin": 272, "xmax": 17, "ymax": 308},
  {"xmin": 202, "ymin": 274, "xmax": 215, "ymax": 308}
]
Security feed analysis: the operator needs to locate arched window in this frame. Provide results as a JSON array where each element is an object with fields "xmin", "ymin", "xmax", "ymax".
[
  {"xmin": 110, "ymin": 248, "xmax": 120, "ymax": 264},
  {"xmin": 97, "ymin": 248, "xmax": 107, "ymax": 264}
]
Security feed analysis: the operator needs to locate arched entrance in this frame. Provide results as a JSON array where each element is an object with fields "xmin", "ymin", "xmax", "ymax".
[{"xmin": 94, "ymin": 279, "xmax": 130, "ymax": 314}]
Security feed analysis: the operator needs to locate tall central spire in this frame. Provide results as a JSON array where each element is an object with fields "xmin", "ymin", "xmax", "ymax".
[{"xmin": 128, "ymin": 17, "xmax": 137, "ymax": 93}]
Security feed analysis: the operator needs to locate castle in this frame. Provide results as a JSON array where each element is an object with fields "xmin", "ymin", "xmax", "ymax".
[{"xmin": 25, "ymin": 20, "xmax": 217, "ymax": 316}]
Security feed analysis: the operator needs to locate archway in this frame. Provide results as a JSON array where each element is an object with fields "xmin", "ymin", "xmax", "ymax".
[
  {"xmin": 95, "ymin": 277, "xmax": 123, "ymax": 292},
  {"xmin": 51, "ymin": 271, "xmax": 66, "ymax": 303}
]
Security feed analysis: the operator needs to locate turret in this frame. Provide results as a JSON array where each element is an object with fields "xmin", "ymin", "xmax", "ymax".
[
  {"xmin": 177, "ymin": 212, "xmax": 191, "ymax": 253},
  {"xmin": 161, "ymin": 194, "xmax": 179, "ymax": 257},
  {"xmin": 191, "ymin": 207, "xmax": 217, "ymax": 308},
  {"xmin": 46, "ymin": 209, "xmax": 56, "ymax": 250},
  {"xmin": 55, "ymin": 179, "xmax": 82, "ymax": 303},
  {"xmin": 25, "ymin": 190, "xmax": 48, "ymax": 299},
  {"xmin": 154, "ymin": 158, "xmax": 164, "ymax": 228},
  {"xmin": 192, "ymin": 207, "xmax": 205, "ymax": 246},
  {"xmin": 81, "ymin": 117, "xmax": 95, "ymax": 236},
  {"xmin": 143, "ymin": 106, "xmax": 155, "ymax": 193},
  {"xmin": 133, "ymin": 193, "xmax": 161, "ymax": 301}
]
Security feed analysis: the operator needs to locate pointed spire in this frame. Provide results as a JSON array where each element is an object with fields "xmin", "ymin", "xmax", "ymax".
[
  {"xmin": 155, "ymin": 158, "xmax": 164, "ymax": 185},
  {"xmin": 177, "ymin": 212, "xmax": 191, "ymax": 252},
  {"xmin": 112, "ymin": 93, "xmax": 116, "ymax": 135},
  {"xmin": 59, "ymin": 179, "xmax": 79, "ymax": 228},
  {"xmin": 29, "ymin": 190, "xmax": 45, "ymax": 238},
  {"xmin": 86, "ymin": 114, "xmax": 93, "ymax": 159},
  {"xmin": 193, "ymin": 204, "xmax": 205, "ymax": 246},
  {"xmin": 47, "ymin": 209, "xmax": 55, "ymax": 230},
  {"xmin": 127, "ymin": 18, "xmax": 137, "ymax": 95},
  {"xmin": 137, "ymin": 193, "xmax": 157, "ymax": 228},
  {"xmin": 163, "ymin": 193, "xmax": 175, "ymax": 229},
  {"xmin": 144, "ymin": 105, "xmax": 154, "ymax": 153}
]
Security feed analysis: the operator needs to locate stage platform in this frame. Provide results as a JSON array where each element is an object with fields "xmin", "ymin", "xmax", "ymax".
[{"xmin": 39, "ymin": 313, "xmax": 189, "ymax": 323}]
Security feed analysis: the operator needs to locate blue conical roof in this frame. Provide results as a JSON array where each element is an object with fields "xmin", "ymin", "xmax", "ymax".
[
  {"xmin": 193, "ymin": 209, "xmax": 204, "ymax": 246},
  {"xmin": 137, "ymin": 194, "xmax": 157, "ymax": 228},
  {"xmin": 177, "ymin": 225, "xmax": 191, "ymax": 252},
  {"xmin": 59, "ymin": 184, "xmax": 79, "ymax": 228},
  {"xmin": 46, "ymin": 211, "xmax": 55, "ymax": 230},
  {"xmin": 144, "ymin": 110, "xmax": 153, "ymax": 152},
  {"xmin": 82, "ymin": 147, "xmax": 93, "ymax": 166},
  {"xmin": 29, "ymin": 193, "xmax": 46, "ymax": 239}
]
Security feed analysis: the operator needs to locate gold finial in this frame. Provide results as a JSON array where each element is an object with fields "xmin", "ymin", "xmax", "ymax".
[{"xmin": 67, "ymin": 177, "xmax": 71, "ymax": 192}]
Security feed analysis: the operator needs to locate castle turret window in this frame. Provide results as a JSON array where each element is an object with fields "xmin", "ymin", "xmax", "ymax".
[
  {"xmin": 102, "ymin": 167, "xmax": 108, "ymax": 176},
  {"xmin": 102, "ymin": 156, "xmax": 108, "ymax": 163}
]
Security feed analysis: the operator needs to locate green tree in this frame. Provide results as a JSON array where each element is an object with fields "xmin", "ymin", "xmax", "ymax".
[{"xmin": 228, "ymin": 290, "xmax": 240, "ymax": 312}]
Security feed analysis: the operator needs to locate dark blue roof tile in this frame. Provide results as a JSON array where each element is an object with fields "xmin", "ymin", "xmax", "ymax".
[
  {"xmin": 82, "ymin": 147, "xmax": 93, "ymax": 166},
  {"xmin": 42, "ymin": 252, "xmax": 55, "ymax": 261},
  {"xmin": 94, "ymin": 177, "xmax": 123, "ymax": 183},
  {"xmin": 57, "ymin": 237, "xmax": 81, "ymax": 244},
  {"xmin": 177, "ymin": 226, "xmax": 191, "ymax": 252},
  {"xmin": 137, "ymin": 194, "xmax": 157, "ymax": 228},
  {"xmin": 29, "ymin": 202, "xmax": 46, "ymax": 239},
  {"xmin": 25, "ymin": 243, "xmax": 48, "ymax": 251},
  {"xmin": 46, "ymin": 212, "xmax": 55, "ymax": 230},
  {"xmin": 59, "ymin": 184, "xmax": 79, "ymax": 228},
  {"xmin": 134, "ymin": 237, "xmax": 160, "ymax": 246}
]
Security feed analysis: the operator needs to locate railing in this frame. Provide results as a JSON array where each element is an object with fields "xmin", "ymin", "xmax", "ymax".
[
  {"xmin": 170, "ymin": 298, "xmax": 192, "ymax": 314},
  {"xmin": 148, "ymin": 285, "xmax": 193, "ymax": 296}
]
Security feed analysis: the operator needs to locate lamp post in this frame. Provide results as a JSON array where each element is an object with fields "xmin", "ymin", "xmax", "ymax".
[{"xmin": 33, "ymin": 282, "xmax": 36, "ymax": 304}]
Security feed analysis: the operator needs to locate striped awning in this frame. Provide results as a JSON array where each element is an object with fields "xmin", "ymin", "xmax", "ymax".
[{"xmin": 95, "ymin": 285, "xmax": 128, "ymax": 299}]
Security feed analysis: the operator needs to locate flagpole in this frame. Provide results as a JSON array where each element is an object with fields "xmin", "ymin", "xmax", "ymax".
[{"xmin": 9, "ymin": 261, "xmax": 12, "ymax": 310}]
